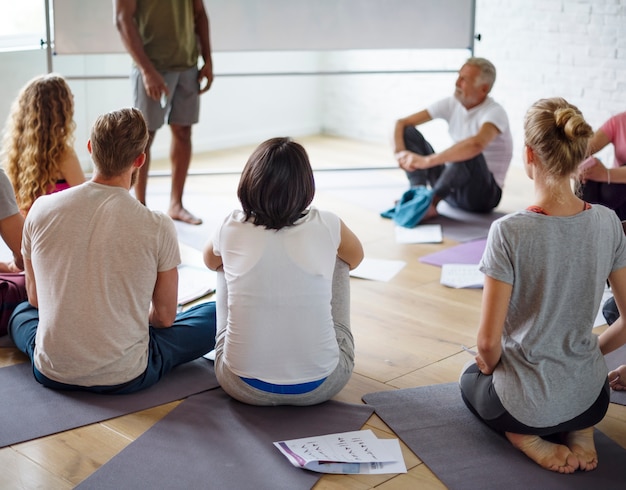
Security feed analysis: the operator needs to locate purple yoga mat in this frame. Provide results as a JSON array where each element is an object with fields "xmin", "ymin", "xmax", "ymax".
[
  {"xmin": 77, "ymin": 388, "xmax": 375, "ymax": 490},
  {"xmin": 419, "ymin": 238, "xmax": 487, "ymax": 267},
  {"xmin": 0, "ymin": 358, "xmax": 219, "ymax": 447},
  {"xmin": 363, "ymin": 383, "xmax": 626, "ymax": 489}
]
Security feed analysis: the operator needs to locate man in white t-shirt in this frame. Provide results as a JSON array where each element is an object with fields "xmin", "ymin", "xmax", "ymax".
[
  {"xmin": 8, "ymin": 108, "xmax": 216, "ymax": 394},
  {"xmin": 393, "ymin": 57, "xmax": 513, "ymax": 222}
]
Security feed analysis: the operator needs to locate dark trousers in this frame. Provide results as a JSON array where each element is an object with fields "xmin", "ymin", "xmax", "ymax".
[
  {"xmin": 603, "ymin": 296, "xmax": 620, "ymax": 325},
  {"xmin": 581, "ymin": 181, "xmax": 626, "ymax": 220},
  {"xmin": 459, "ymin": 363, "xmax": 610, "ymax": 436},
  {"xmin": 403, "ymin": 126, "xmax": 502, "ymax": 213},
  {"xmin": 9, "ymin": 301, "xmax": 216, "ymax": 394}
]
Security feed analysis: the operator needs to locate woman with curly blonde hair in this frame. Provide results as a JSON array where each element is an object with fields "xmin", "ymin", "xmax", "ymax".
[{"xmin": 1, "ymin": 74, "xmax": 85, "ymax": 215}]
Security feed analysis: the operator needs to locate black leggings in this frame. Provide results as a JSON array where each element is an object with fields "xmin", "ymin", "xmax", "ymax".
[
  {"xmin": 402, "ymin": 126, "xmax": 502, "ymax": 213},
  {"xmin": 459, "ymin": 363, "xmax": 610, "ymax": 436},
  {"xmin": 581, "ymin": 181, "xmax": 626, "ymax": 221}
]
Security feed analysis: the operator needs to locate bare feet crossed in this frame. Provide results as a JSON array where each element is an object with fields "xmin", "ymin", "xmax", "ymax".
[
  {"xmin": 563, "ymin": 427, "xmax": 598, "ymax": 471},
  {"xmin": 505, "ymin": 432, "xmax": 579, "ymax": 474}
]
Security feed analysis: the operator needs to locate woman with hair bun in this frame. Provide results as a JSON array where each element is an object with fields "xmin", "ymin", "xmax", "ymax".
[
  {"xmin": 1, "ymin": 74, "xmax": 85, "ymax": 215},
  {"xmin": 459, "ymin": 98, "xmax": 626, "ymax": 473}
]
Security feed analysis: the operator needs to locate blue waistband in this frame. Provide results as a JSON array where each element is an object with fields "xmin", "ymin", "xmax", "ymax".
[{"xmin": 240, "ymin": 376, "xmax": 327, "ymax": 394}]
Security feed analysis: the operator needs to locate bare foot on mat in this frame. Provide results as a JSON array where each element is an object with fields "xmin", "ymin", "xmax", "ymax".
[
  {"xmin": 506, "ymin": 432, "xmax": 579, "ymax": 474},
  {"xmin": 563, "ymin": 427, "xmax": 598, "ymax": 471}
]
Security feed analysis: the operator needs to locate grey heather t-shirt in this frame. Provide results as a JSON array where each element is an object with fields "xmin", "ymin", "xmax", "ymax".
[{"xmin": 480, "ymin": 205, "xmax": 626, "ymax": 427}]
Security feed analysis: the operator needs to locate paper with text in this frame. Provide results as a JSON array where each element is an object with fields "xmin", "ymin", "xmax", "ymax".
[
  {"xmin": 274, "ymin": 429, "xmax": 406, "ymax": 474},
  {"xmin": 440, "ymin": 263, "xmax": 484, "ymax": 289}
]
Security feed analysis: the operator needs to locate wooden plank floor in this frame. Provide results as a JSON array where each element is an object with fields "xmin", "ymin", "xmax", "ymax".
[{"xmin": 1, "ymin": 135, "xmax": 625, "ymax": 489}]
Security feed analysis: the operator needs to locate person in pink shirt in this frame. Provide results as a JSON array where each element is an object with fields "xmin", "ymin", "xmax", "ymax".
[{"xmin": 580, "ymin": 111, "xmax": 626, "ymax": 219}]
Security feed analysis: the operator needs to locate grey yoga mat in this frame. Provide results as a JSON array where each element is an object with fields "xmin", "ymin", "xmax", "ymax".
[
  {"xmin": 363, "ymin": 383, "xmax": 626, "ymax": 489},
  {"xmin": 77, "ymin": 388, "xmax": 375, "ymax": 490},
  {"xmin": 428, "ymin": 202, "xmax": 504, "ymax": 243},
  {"xmin": 0, "ymin": 357, "xmax": 219, "ymax": 447}
]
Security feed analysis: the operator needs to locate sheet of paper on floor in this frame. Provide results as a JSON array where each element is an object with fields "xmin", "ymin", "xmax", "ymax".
[
  {"xmin": 350, "ymin": 258, "xmax": 406, "ymax": 282},
  {"xmin": 274, "ymin": 429, "xmax": 406, "ymax": 475},
  {"xmin": 440, "ymin": 264, "xmax": 484, "ymax": 289},
  {"xmin": 177, "ymin": 265, "xmax": 216, "ymax": 305},
  {"xmin": 395, "ymin": 224, "xmax": 442, "ymax": 244}
]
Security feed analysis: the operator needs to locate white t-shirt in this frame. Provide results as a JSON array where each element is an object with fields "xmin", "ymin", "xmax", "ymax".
[
  {"xmin": 212, "ymin": 207, "xmax": 341, "ymax": 384},
  {"xmin": 23, "ymin": 182, "xmax": 180, "ymax": 386},
  {"xmin": 427, "ymin": 96, "xmax": 513, "ymax": 188}
]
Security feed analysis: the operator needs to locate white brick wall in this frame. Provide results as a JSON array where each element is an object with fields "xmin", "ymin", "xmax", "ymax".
[
  {"xmin": 321, "ymin": 0, "xmax": 626, "ymax": 167},
  {"xmin": 1, "ymin": 1, "xmax": 623, "ymax": 167}
]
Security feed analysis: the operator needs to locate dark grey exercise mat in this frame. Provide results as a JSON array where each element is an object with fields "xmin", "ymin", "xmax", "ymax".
[
  {"xmin": 427, "ymin": 202, "xmax": 505, "ymax": 243},
  {"xmin": 77, "ymin": 388, "xmax": 375, "ymax": 490},
  {"xmin": 363, "ymin": 383, "xmax": 626, "ymax": 489},
  {"xmin": 0, "ymin": 358, "xmax": 218, "ymax": 447},
  {"xmin": 604, "ymin": 343, "xmax": 626, "ymax": 405}
]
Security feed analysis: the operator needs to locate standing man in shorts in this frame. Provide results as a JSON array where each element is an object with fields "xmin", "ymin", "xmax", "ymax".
[{"xmin": 115, "ymin": 0, "xmax": 214, "ymax": 225}]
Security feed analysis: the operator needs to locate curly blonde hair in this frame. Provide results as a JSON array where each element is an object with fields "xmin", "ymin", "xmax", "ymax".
[{"xmin": 1, "ymin": 74, "xmax": 76, "ymax": 213}]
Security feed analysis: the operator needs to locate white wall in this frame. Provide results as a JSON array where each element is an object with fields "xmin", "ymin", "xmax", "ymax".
[
  {"xmin": 0, "ymin": 50, "xmax": 325, "ymax": 172},
  {"xmin": 320, "ymin": 0, "xmax": 626, "ymax": 167},
  {"xmin": 0, "ymin": 0, "xmax": 624, "ymax": 171}
]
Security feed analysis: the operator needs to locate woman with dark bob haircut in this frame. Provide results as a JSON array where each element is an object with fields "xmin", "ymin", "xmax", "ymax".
[{"xmin": 204, "ymin": 137, "xmax": 363, "ymax": 406}]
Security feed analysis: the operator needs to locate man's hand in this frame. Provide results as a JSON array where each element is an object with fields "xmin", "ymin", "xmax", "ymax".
[
  {"xmin": 198, "ymin": 64, "xmax": 214, "ymax": 94},
  {"xmin": 141, "ymin": 67, "xmax": 168, "ymax": 102},
  {"xmin": 395, "ymin": 150, "xmax": 433, "ymax": 171}
]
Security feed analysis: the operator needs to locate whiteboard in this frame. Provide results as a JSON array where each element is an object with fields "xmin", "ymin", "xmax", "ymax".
[{"xmin": 52, "ymin": 0, "xmax": 475, "ymax": 54}]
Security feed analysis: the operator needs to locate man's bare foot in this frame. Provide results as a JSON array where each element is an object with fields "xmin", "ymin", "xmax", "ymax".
[
  {"xmin": 420, "ymin": 203, "xmax": 439, "ymax": 222},
  {"xmin": 563, "ymin": 427, "xmax": 598, "ymax": 471},
  {"xmin": 169, "ymin": 205, "xmax": 202, "ymax": 225},
  {"xmin": 506, "ymin": 432, "xmax": 579, "ymax": 474}
]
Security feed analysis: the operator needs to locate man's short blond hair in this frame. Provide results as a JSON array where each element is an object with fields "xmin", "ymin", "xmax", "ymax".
[{"xmin": 90, "ymin": 108, "xmax": 149, "ymax": 178}]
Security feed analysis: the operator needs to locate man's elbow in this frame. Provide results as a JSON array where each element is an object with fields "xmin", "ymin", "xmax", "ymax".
[
  {"xmin": 468, "ymin": 139, "xmax": 488, "ymax": 156},
  {"xmin": 114, "ymin": 11, "xmax": 132, "ymax": 33},
  {"xmin": 395, "ymin": 118, "xmax": 411, "ymax": 131},
  {"xmin": 160, "ymin": 309, "xmax": 177, "ymax": 328},
  {"xmin": 150, "ymin": 307, "xmax": 177, "ymax": 328}
]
